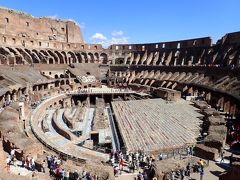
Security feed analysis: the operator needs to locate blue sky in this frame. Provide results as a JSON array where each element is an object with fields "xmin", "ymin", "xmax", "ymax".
[{"xmin": 0, "ymin": 0, "xmax": 240, "ymax": 46}]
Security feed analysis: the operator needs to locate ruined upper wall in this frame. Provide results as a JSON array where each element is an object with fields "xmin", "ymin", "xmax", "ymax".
[
  {"xmin": 109, "ymin": 37, "xmax": 212, "ymax": 52},
  {"xmin": 220, "ymin": 31, "xmax": 240, "ymax": 45},
  {"xmin": 0, "ymin": 8, "xmax": 84, "ymax": 44}
]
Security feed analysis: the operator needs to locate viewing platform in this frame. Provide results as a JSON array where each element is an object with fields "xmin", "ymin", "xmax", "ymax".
[{"xmin": 67, "ymin": 87, "xmax": 136, "ymax": 95}]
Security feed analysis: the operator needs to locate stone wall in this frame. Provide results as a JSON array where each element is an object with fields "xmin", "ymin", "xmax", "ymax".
[{"xmin": 0, "ymin": 8, "xmax": 84, "ymax": 44}]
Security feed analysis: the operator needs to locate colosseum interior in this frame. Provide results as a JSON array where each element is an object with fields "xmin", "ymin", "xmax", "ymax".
[{"xmin": 0, "ymin": 7, "xmax": 240, "ymax": 180}]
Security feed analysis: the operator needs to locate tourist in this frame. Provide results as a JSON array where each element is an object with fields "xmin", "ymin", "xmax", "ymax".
[
  {"xmin": 6, "ymin": 157, "xmax": 11, "ymax": 172},
  {"xmin": 119, "ymin": 158, "xmax": 124, "ymax": 174},
  {"xmin": 137, "ymin": 171, "xmax": 143, "ymax": 180},
  {"xmin": 82, "ymin": 170, "xmax": 87, "ymax": 178},
  {"xmin": 159, "ymin": 153, "xmax": 163, "ymax": 160},
  {"xmin": 230, "ymin": 153, "xmax": 233, "ymax": 166},
  {"xmin": 73, "ymin": 170, "xmax": 79, "ymax": 180},
  {"xmin": 10, "ymin": 148, "xmax": 16, "ymax": 159},
  {"xmin": 31, "ymin": 157, "xmax": 35, "ymax": 171},
  {"xmin": 25, "ymin": 155, "xmax": 30, "ymax": 169},
  {"xmin": 199, "ymin": 159, "xmax": 204, "ymax": 171},
  {"xmin": 47, "ymin": 155, "xmax": 51, "ymax": 168},
  {"xmin": 190, "ymin": 146, "xmax": 194, "ymax": 156},
  {"xmin": 13, "ymin": 157, "xmax": 17, "ymax": 167},
  {"xmin": 55, "ymin": 165, "xmax": 61, "ymax": 178},
  {"xmin": 220, "ymin": 150, "xmax": 225, "ymax": 163},
  {"xmin": 21, "ymin": 156, "xmax": 25, "ymax": 168},
  {"xmin": 171, "ymin": 170, "xmax": 175, "ymax": 180},
  {"xmin": 186, "ymin": 163, "xmax": 190, "ymax": 177},
  {"xmin": 187, "ymin": 147, "xmax": 190, "ymax": 156},
  {"xmin": 41, "ymin": 160, "xmax": 46, "ymax": 173},
  {"xmin": 60, "ymin": 168, "xmax": 65, "ymax": 179},
  {"xmin": 65, "ymin": 170, "xmax": 70, "ymax": 180},
  {"xmin": 180, "ymin": 168, "xmax": 184, "ymax": 180},
  {"xmin": 114, "ymin": 165, "xmax": 119, "ymax": 176},
  {"xmin": 199, "ymin": 168, "xmax": 204, "ymax": 180}
]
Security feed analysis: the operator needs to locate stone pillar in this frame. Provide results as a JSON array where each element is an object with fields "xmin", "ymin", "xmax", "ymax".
[
  {"xmin": 224, "ymin": 100, "xmax": 230, "ymax": 114},
  {"xmin": 206, "ymin": 92, "xmax": 211, "ymax": 103},
  {"xmin": 218, "ymin": 97, "xmax": 224, "ymax": 111},
  {"xmin": 12, "ymin": 93, "xmax": 17, "ymax": 102},
  {"xmin": 193, "ymin": 89, "xmax": 198, "ymax": 96},
  {"xmin": 230, "ymin": 103, "xmax": 236, "ymax": 118},
  {"xmin": 188, "ymin": 87, "xmax": 193, "ymax": 96},
  {"xmin": 19, "ymin": 102, "xmax": 24, "ymax": 120},
  {"xmin": 6, "ymin": 94, "xmax": 11, "ymax": 102}
]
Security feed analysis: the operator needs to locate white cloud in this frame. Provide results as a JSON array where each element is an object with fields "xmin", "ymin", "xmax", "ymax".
[
  {"xmin": 89, "ymin": 31, "xmax": 129, "ymax": 47},
  {"xmin": 111, "ymin": 30, "xmax": 124, "ymax": 36},
  {"xmin": 91, "ymin": 33, "xmax": 107, "ymax": 40},
  {"xmin": 109, "ymin": 37, "xmax": 128, "ymax": 44}
]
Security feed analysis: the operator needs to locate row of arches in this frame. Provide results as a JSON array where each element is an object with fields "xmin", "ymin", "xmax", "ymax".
[
  {"xmin": 0, "ymin": 46, "xmax": 109, "ymax": 65},
  {"xmin": 114, "ymin": 45, "xmax": 240, "ymax": 67}
]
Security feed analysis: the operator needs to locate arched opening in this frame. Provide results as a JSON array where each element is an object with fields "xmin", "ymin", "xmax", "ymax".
[
  {"xmin": 76, "ymin": 53, "xmax": 82, "ymax": 63},
  {"xmin": 81, "ymin": 53, "xmax": 88, "ymax": 63},
  {"xmin": 59, "ymin": 100, "xmax": 63, "ymax": 108},
  {"xmin": 100, "ymin": 53, "xmax": 108, "ymax": 64},
  {"xmin": 49, "ymin": 58, "xmax": 54, "ymax": 64},
  {"xmin": 55, "ymin": 74, "xmax": 59, "ymax": 79},
  {"xmin": 55, "ymin": 81, "xmax": 60, "ymax": 87},
  {"xmin": 60, "ymin": 80, "xmax": 65, "ymax": 85},
  {"xmin": 115, "ymin": 58, "xmax": 124, "ymax": 64},
  {"xmin": 88, "ymin": 53, "xmax": 94, "ymax": 63}
]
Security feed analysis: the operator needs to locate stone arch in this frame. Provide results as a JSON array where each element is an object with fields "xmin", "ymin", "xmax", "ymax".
[
  {"xmin": 4, "ymin": 91, "xmax": 11, "ymax": 103},
  {"xmin": 48, "ymin": 50, "xmax": 59, "ymax": 64},
  {"xmin": 75, "ymin": 52, "xmax": 83, "ymax": 63},
  {"xmin": 38, "ymin": 50, "xmax": 48, "ymax": 64},
  {"xmin": 60, "ymin": 80, "xmax": 65, "ymax": 85},
  {"xmin": 115, "ymin": 58, "xmax": 124, "ymax": 64},
  {"xmin": 55, "ymin": 81, "xmax": 60, "ymax": 87},
  {"xmin": 54, "ymin": 51, "xmax": 64, "ymax": 64},
  {"xmin": 49, "ymin": 58, "xmax": 54, "ymax": 64},
  {"xmin": 31, "ymin": 49, "xmax": 40, "ymax": 63},
  {"xmin": 67, "ymin": 51, "xmax": 77, "ymax": 64},
  {"xmin": 0, "ymin": 55, "xmax": 8, "ymax": 65},
  {"xmin": 100, "ymin": 53, "xmax": 108, "ymax": 64},
  {"xmin": 61, "ymin": 51, "xmax": 68, "ymax": 64},
  {"xmin": 88, "ymin": 53, "xmax": 94, "ymax": 63},
  {"xmin": 17, "ymin": 48, "xmax": 33, "ymax": 65},
  {"xmin": 11, "ymin": 89, "xmax": 17, "ymax": 101},
  {"xmin": 81, "ymin": 52, "xmax": 88, "ymax": 63},
  {"xmin": 94, "ymin": 53, "xmax": 99, "ymax": 63}
]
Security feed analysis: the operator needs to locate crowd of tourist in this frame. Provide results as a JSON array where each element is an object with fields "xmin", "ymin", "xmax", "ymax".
[
  {"xmin": 5, "ymin": 149, "xmax": 104, "ymax": 180},
  {"xmin": 6, "ymin": 148, "xmax": 36, "ymax": 171},
  {"xmin": 45, "ymin": 154, "xmax": 102, "ymax": 180},
  {"xmin": 110, "ymin": 150, "xmax": 156, "ymax": 179},
  {"xmin": 165, "ymin": 158, "xmax": 207, "ymax": 180}
]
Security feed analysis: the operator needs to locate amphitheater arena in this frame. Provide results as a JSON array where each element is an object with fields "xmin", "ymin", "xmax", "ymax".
[{"xmin": 0, "ymin": 7, "xmax": 240, "ymax": 180}]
